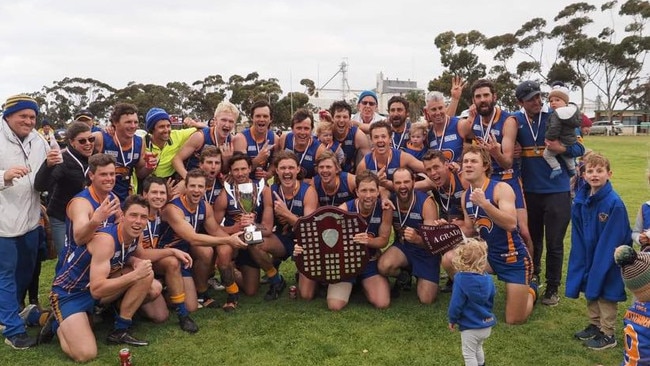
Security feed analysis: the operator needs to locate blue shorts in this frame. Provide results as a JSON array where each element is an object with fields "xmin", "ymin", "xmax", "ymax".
[
  {"xmin": 358, "ymin": 259, "xmax": 380, "ymax": 281},
  {"xmin": 391, "ymin": 242, "xmax": 441, "ymax": 283},
  {"xmin": 235, "ymin": 249, "xmax": 260, "ymax": 269},
  {"xmin": 487, "ymin": 248, "xmax": 533, "ymax": 285},
  {"xmin": 276, "ymin": 233, "xmax": 294, "ymax": 261},
  {"xmin": 342, "ymin": 259, "xmax": 381, "ymax": 284},
  {"xmin": 50, "ymin": 289, "xmax": 96, "ymax": 327}
]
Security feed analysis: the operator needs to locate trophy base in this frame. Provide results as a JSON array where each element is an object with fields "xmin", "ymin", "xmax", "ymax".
[{"xmin": 244, "ymin": 225, "xmax": 264, "ymax": 245}]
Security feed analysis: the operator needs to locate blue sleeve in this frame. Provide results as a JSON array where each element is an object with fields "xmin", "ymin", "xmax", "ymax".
[
  {"xmin": 566, "ymin": 203, "xmax": 586, "ymax": 299},
  {"xmin": 447, "ymin": 276, "xmax": 467, "ymax": 324},
  {"xmin": 585, "ymin": 203, "xmax": 631, "ymax": 300},
  {"xmin": 564, "ymin": 141, "xmax": 585, "ymax": 158}
]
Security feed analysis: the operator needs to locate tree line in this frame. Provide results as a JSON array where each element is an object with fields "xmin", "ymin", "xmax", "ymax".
[{"xmin": 24, "ymin": 0, "xmax": 649, "ymax": 129}]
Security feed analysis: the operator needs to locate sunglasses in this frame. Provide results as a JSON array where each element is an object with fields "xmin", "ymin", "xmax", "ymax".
[
  {"xmin": 77, "ymin": 136, "xmax": 96, "ymax": 144},
  {"xmin": 360, "ymin": 101, "xmax": 377, "ymax": 106}
]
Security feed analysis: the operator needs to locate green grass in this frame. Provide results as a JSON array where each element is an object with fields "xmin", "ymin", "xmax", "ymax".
[{"xmin": 3, "ymin": 135, "xmax": 649, "ymax": 366}]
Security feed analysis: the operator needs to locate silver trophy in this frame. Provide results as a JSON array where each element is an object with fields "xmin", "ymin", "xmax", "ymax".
[{"xmin": 226, "ymin": 180, "xmax": 265, "ymax": 245}]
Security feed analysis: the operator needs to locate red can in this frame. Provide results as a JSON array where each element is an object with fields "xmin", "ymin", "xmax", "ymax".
[
  {"xmin": 119, "ymin": 348, "xmax": 132, "ymax": 366},
  {"xmin": 289, "ymin": 285, "xmax": 297, "ymax": 299}
]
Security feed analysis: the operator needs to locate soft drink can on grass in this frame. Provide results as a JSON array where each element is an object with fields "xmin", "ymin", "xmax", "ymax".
[
  {"xmin": 119, "ymin": 348, "xmax": 132, "ymax": 366},
  {"xmin": 289, "ymin": 285, "xmax": 297, "ymax": 299}
]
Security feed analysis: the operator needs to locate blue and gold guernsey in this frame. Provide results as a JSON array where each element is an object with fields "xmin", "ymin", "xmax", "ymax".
[
  {"xmin": 283, "ymin": 132, "xmax": 322, "ymax": 179},
  {"xmin": 464, "ymin": 179, "xmax": 532, "ymax": 284},
  {"xmin": 390, "ymin": 190, "xmax": 441, "ymax": 283},
  {"xmin": 471, "ymin": 108, "xmax": 526, "ymax": 208},
  {"xmin": 142, "ymin": 214, "xmax": 161, "ymax": 250},
  {"xmin": 514, "ymin": 109, "xmax": 584, "ymax": 194},
  {"xmin": 337, "ymin": 125, "xmax": 360, "ymax": 173},
  {"xmin": 58, "ymin": 187, "xmax": 119, "ymax": 271},
  {"xmin": 272, "ymin": 181, "xmax": 311, "ymax": 257},
  {"xmin": 470, "ymin": 107, "xmax": 519, "ymax": 178},
  {"xmin": 362, "ymin": 148, "xmax": 402, "ymax": 182},
  {"xmin": 158, "ymin": 196, "xmax": 207, "ymax": 254},
  {"xmin": 203, "ymin": 178, "xmax": 224, "ymax": 206},
  {"xmin": 345, "ymin": 199, "xmax": 382, "ymax": 259},
  {"xmin": 391, "ymin": 190, "xmax": 430, "ymax": 246},
  {"xmin": 313, "ymin": 172, "xmax": 355, "ymax": 207},
  {"xmin": 242, "ymin": 128, "xmax": 276, "ymax": 171},
  {"xmin": 185, "ymin": 126, "xmax": 229, "ymax": 172},
  {"xmin": 433, "ymin": 172, "xmax": 464, "ymax": 221},
  {"xmin": 401, "ymin": 142, "xmax": 428, "ymax": 161},
  {"xmin": 52, "ymin": 224, "xmax": 139, "ymax": 295},
  {"xmin": 391, "ymin": 122, "xmax": 411, "ymax": 150},
  {"xmin": 271, "ymin": 182, "xmax": 310, "ymax": 235},
  {"xmin": 623, "ymin": 301, "xmax": 650, "ymax": 366},
  {"xmin": 427, "ymin": 117, "xmax": 464, "ymax": 162},
  {"xmin": 101, "ymin": 131, "xmax": 143, "ymax": 202}
]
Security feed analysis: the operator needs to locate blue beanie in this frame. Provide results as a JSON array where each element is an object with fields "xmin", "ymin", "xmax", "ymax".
[
  {"xmin": 3, "ymin": 94, "xmax": 39, "ymax": 118},
  {"xmin": 358, "ymin": 90, "xmax": 378, "ymax": 104},
  {"xmin": 145, "ymin": 107, "xmax": 170, "ymax": 131}
]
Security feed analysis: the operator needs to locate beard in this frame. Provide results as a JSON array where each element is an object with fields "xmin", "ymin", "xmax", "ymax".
[{"xmin": 477, "ymin": 101, "xmax": 497, "ymax": 117}]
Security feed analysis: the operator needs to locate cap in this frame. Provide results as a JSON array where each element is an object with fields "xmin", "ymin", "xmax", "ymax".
[
  {"xmin": 358, "ymin": 90, "xmax": 378, "ymax": 104},
  {"xmin": 515, "ymin": 81, "xmax": 541, "ymax": 102},
  {"xmin": 74, "ymin": 109, "xmax": 94, "ymax": 121},
  {"xmin": 145, "ymin": 107, "xmax": 170, "ymax": 132},
  {"xmin": 614, "ymin": 245, "xmax": 650, "ymax": 301},
  {"xmin": 41, "ymin": 119, "xmax": 51, "ymax": 127}
]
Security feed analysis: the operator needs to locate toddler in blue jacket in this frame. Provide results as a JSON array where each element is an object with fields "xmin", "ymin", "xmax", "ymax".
[{"xmin": 448, "ymin": 238, "xmax": 496, "ymax": 366}]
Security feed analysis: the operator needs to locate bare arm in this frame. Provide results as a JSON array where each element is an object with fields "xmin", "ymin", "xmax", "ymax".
[
  {"xmin": 403, "ymin": 153, "xmax": 425, "ymax": 174},
  {"xmin": 232, "ymin": 132, "xmax": 248, "ymax": 154},
  {"xmin": 354, "ymin": 129, "xmax": 370, "ymax": 156},
  {"xmin": 172, "ymin": 131, "xmax": 204, "ymax": 180},
  {"xmin": 162, "ymin": 203, "xmax": 240, "ymax": 247},
  {"xmin": 471, "ymin": 182, "xmax": 518, "ymax": 231},
  {"xmin": 88, "ymin": 233, "xmax": 152, "ymax": 299},
  {"xmin": 68, "ymin": 196, "xmax": 121, "ymax": 245}
]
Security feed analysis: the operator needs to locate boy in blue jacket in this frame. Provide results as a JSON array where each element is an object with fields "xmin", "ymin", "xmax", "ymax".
[
  {"xmin": 566, "ymin": 152, "xmax": 631, "ymax": 350},
  {"xmin": 448, "ymin": 238, "xmax": 496, "ymax": 366}
]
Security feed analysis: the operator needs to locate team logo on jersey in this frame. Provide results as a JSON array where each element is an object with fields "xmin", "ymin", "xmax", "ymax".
[
  {"xmin": 473, "ymin": 217, "xmax": 493, "ymax": 233},
  {"xmin": 599, "ymin": 212, "xmax": 609, "ymax": 222}
]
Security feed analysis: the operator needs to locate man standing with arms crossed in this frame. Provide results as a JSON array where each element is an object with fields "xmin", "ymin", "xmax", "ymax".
[{"xmin": 514, "ymin": 81, "xmax": 584, "ymax": 306}]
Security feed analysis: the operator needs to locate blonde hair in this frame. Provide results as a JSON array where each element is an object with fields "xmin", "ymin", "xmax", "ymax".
[
  {"xmin": 316, "ymin": 121, "xmax": 333, "ymax": 136},
  {"xmin": 214, "ymin": 101, "xmax": 240, "ymax": 120},
  {"xmin": 452, "ymin": 238, "xmax": 488, "ymax": 273},
  {"xmin": 409, "ymin": 121, "xmax": 428, "ymax": 137}
]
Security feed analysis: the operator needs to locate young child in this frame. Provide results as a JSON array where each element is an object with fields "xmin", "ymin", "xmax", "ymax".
[
  {"xmin": 614, "ymin": 245, "xmax": 650, "ymax": 365},
  {"xmin": 448, "ymin": 238, "xmax": 496, "ymax": 366},
  {"xmin": 544, "ymin": 82, "xmax": 582, "ymax": 179},
  {"xmin": 566, "ymin": 152, "xmax": 632, "ymax": 350},
  {"xmin": 402, "ymin": 121, "xmax": 429, "ymax": 160},
  {"xmin": 316, "ymin": 122, "xmax": 345, "ymax": 165},
  {"xmin": 632, "ymin": 170, "xmax": 650, "ymax": 252}
]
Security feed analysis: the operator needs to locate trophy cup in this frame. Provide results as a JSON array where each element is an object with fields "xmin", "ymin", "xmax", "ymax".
[{"xmin": 226, "ymin": 181, "xmax": 264, "ymax": 245}]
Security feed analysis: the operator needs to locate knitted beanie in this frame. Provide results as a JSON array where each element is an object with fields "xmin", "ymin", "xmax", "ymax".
[
  {"xmin": 145, "ymin": 107, "xmax": 170, "ymax": 132},
  {"xmin": 614, "ymin": 245, "xmax": 650, "ymax": 301},
  {"xmin": 549, "ymin": 85, "xmax": 570, "ymax": 105},
  {"xmin": 3, "ymin": 94, "xmax": 39, "ymax": 118}
]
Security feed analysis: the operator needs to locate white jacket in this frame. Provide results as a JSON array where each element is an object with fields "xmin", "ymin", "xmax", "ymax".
[{"xmin": 0, "ymin": 119, "xmax": 49, "ymax": 236}]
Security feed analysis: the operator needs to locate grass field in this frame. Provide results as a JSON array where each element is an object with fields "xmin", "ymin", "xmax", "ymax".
[{"xmin": 2, "ymin": 135, "xmax": 649, "ymax": 366}]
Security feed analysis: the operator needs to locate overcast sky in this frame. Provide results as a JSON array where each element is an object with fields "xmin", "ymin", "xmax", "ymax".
[{"xmin": 0, "ymin": 0, "xmax": 641, "ymax": 104}]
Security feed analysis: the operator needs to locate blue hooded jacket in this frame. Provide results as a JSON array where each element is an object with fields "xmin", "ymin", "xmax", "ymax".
[
  {"xmin": 566, "ymin": 180, "xmax": 631, "ymax": 302},
  {"xmin": 448, "ymin": 272, "xmax": 497, "ymax": 331}
]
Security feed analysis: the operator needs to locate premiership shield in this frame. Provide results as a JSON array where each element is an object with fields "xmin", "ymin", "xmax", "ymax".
[
  {"xmin": 294, "ymin": 206, "xmax": 369, "ymax": 283},
  {"xmin": 418, "ymin": 223, "xmax": 464, "ymax": 255}
]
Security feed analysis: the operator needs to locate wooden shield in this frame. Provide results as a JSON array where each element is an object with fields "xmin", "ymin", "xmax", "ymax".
[
  {"xmin": 294, "ymin": 206, "xmax": 369, "ymax": 283},
  {"xmin": 418, "ymin": 224, "xmax": 464, "ymax": 255}
]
